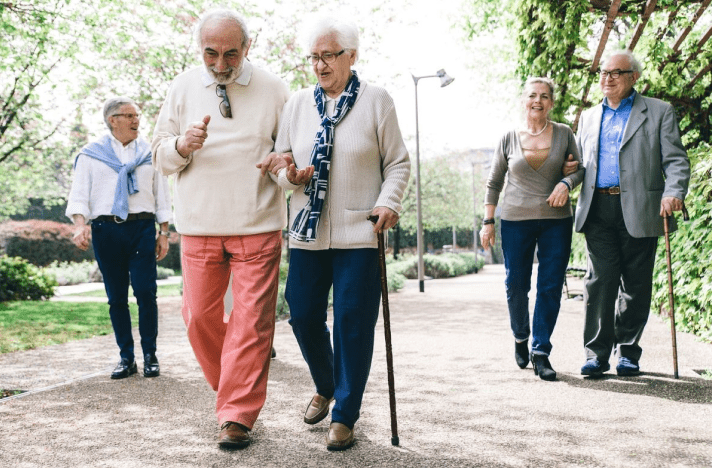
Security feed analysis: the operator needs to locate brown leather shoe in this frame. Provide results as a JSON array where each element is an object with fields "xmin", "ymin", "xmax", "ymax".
[
  {"xmin": 326, "ymin": 422, "xmax": 355, "ymax": 451},
  {"xmin": 304, "ymin": 394, "xmax": 333, "ymax": 424},
  {"xmin": 218, "ymin": 421, "xmax": 250, "ymax": 449}
]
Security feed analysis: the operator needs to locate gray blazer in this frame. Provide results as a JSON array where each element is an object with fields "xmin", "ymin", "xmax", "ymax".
[{"xmin": 574, "ymin": 93, "xmax": 690, "ymax": 237}]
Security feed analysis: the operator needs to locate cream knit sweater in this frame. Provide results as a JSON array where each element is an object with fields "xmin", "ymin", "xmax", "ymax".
[
  {"xmin": 275, "ymin": 81, "xmax": 410, "ymax": 250},
  {"xmin": 152, "ymin": 63, "xmax": 290, "ymax": 236}
]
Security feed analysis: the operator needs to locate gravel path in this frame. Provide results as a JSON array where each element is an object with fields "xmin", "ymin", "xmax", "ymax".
[{"xmin": 1, "ymin": 265, "xmax": 711, "ymax": 467}]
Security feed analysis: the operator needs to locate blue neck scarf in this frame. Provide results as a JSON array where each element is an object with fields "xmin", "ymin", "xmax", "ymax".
[
  {"xmin": 75, "ymin": 134, "xmax": 152, "ymax": 220},
  {"xmin": 289, "ymin": 71, "xmax": 361, "ymax": 242}
]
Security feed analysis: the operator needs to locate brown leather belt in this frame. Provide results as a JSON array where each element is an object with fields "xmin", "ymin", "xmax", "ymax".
[
  {"xmin": 596, "ymin": 186, "xmax": 621, "ymax": 195},
  {"xmin": 93, "ymin": 212, "xmax": 155, "ymax": 223}
]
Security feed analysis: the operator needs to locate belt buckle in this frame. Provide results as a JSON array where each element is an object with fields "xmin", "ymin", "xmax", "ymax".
[
  {"xmin": 609, "ymin": 187, "xmax": 621, "ymax": 195},
  {"xmin": 113, "ymin": 215, "xmax": 126, "ymax": 224}
]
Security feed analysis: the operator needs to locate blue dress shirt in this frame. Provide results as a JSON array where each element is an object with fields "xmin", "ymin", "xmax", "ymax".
[{"xmin": 596, "ymin": 90, "xmax": 636, "ymax": 188}]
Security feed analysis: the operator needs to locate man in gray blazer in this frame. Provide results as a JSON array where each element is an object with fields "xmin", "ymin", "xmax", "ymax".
[{"xmin": 574, "ymin": 49, "xmax": 690, "ymax": 377}]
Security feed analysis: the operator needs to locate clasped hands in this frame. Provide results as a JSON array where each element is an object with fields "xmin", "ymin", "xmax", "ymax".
[{"xmin": 255, "ymin": 152, "xmax": 398, "ymax": 233}]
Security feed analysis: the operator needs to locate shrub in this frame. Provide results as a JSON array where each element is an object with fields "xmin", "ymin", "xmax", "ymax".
[
  {"xmin": 389, "ymin": 252, "xmax": 484, "ymax": 280},
  {"xmin": 42, "ymin": 260, "xmax": 99, "ymax": 286},
  {"xmin": 158, "ymin": 232, "xmax": 182, "ymax": 272},
  {"xmin": 0, "ymin": 220, "xmax": 94, "ymax": 266},
  {"xmin": 0, "ymin": 255, "xmax": 57, "ymax": 302},
  {"xmin": 156, "ymin": 266, "xmax": 175, "ymax": 280},
  {"xmin": 651, "ymin": 144, "xmax": 712, "ymax": 343}
]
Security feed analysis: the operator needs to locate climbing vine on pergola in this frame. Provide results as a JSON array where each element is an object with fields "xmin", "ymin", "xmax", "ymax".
[{"xmin": 467, "ymin": 0, "xmax": 712, "ymax": 146}]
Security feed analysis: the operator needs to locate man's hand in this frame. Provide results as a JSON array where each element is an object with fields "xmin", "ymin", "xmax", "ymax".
[
  {"xmin": 370, "ymin": 206, "xmax": 399, "ymax": 233},
  {"xmin": 562, "ymin": 154, "xmax": 578, "ymax": 177},
  {"xmin": 176, "ymin": 115, "xmax": 211, "ymax": 157},
  {"xmin": 284, "ymin": 155, "xmax": 314, "ymax": 185},
  {"xmin": 480, "ymin": 224, "xmax": 495, "ymax": 250},
  {"xmin": 546, "ymin": 182, "xmax": 570, "ymax": 208},
  {"xmin": 660, "ymin": 196, "xmax": 683, "ymax": 217},
  {"xmin": 72, "ymin": 224, "xmax": 91, "ymax": 251},
  {"xmin": 257, "ymin": 152, "xmax": 291, "ymax": 177},
  {"xmin": 155, "ymin": 235, "xmax": 169, "ymax": 261}
]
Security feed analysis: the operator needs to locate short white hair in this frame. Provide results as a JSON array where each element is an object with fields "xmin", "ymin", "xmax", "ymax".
[
  {"xmin": 103, "ymin": 97, "xmax": 137, "ymax": 131},
  {"xmin": 194, "ymin": 8, "xmax": 250, "ymax": 50},
  {"xmin": 602, "ymin": 49, "xmax": 643, "ymax": 76},
  {"xmin": 523, "ymin": 77, "xmax": 556, "ymax": 102},
  {"xmin": 305, "ymin": 16, "xmax": 359, "ymax": 62}
]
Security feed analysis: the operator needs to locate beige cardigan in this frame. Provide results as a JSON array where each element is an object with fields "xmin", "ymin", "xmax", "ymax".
[
  {"xmin": 275, "ymin": 81, "xmax": 410, "ymax": 250},
  {"xmin": 152, "ymin": 62, "xmax": 290, "ymax": 236}
]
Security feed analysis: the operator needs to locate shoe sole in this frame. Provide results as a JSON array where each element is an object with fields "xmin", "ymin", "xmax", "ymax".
[
  {"xmin": 326, "ymin": 439, "xmax": 355, "ymax": 451},
  {"xmin": 581, "ymin": 368, "xmax": 610, "ymax": 377},
  {"xmin": 616, "ymin": 369, "xmax": 640, "ymax": 377},
  {"xmin": 218, "ymin": 440, "xmax": 250, "ymax": 450},
  {"xmin": 143, "ymin": 371, "xmax": 160, "ymax": 378}
]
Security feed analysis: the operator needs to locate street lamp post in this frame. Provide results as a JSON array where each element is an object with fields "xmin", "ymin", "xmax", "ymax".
[{"xmin": 411, "ymin": 69, "xmax": 454, "ymax": 293}]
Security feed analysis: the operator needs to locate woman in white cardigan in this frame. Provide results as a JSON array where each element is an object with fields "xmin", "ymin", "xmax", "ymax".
[{"xmin": 264, "ymin": 16, "xmax": 409, "ymax": 451}]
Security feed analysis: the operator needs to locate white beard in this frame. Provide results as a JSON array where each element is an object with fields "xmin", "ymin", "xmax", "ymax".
[{"xmin": 209, "ymin": 59, "xmax": 244, "ymax": 85}]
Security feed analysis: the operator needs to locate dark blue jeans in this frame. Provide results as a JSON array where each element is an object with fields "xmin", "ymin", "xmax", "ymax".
[
  {"xmin": 92, "ymin": 219, "xmax": 158, "ymax": 362},
  {"xmin": 500, "ymin": 217, "xmax": 573, "ymax": 356},
  {"xmin": 286, "ymin": 248, "xmax": 381, "ymax": 429}
]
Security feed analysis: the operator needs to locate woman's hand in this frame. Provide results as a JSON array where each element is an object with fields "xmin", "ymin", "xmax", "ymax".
[
  {"xmin": 257, "ymin": 152, "xmax": 291, "ymax": 176},
  {"xmin": 546, "ymin": 182, "xmax": 570, "ymax": 208},
  {"xmin": 284, "ymin": 155, "xmax": 315, "ymax": 185},
  {"xmin": 480, "ymin": 224, "xmax": 496, "ymax": 249},
  {"xmin": 370, "ymin": 206, "xmax": 399, "ymax": 233}
]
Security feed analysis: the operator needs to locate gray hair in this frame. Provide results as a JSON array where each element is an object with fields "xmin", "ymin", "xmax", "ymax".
[
  {"xmin": 306, "ymin": 16, "xmax": 359, "ymax": 62},
  {"xmin": 103, "ymin": 97, "xmax": 137, "ymax": 131},
  {"xmin": 194, "ymin": 8, "xmax": 250, "ymax": 51},
  {"xmin": 523, "ymin": 77, "xmax": 556, "ymax": 102},
  {"xmin": 602, "ymin": 49, "xmax": 643, "ymax": 76}
]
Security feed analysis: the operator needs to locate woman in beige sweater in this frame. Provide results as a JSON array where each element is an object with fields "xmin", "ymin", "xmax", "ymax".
[
  {"xmin": 271, "ymin": 17, "xmax": 409, "ymax": 451},
  {"xmin": 481, "ymin": 77, "xmax": 583, "ymax": 381}
]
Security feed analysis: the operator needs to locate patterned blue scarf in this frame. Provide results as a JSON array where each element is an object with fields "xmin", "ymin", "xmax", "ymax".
[
  {"xmin": 75, "ymin": 134, "xmax": 152, "ymax": 220},
  {"xmin": 290, "ymin": 71, "xmax": 361, "ymax": 242}
]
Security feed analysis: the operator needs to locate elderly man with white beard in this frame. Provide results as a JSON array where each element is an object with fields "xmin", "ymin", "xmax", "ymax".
[{"xmin": 151, "ymin": 8, "xmax": 289, "ymax": 449}]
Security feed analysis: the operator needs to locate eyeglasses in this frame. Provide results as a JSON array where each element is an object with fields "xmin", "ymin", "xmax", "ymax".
[
  {"xmin": 306, "ymin": 49, "xmax": 345, "ymax": 65},
  {"xmin": 112, "ymin": 113, "xmax": 141, "ymax": 119},
  {"xmin": 599, "ymin": 69, "xmax": 634, "ymax": 80},
  {"xmin": 216, "ymin": 84, "xmax": 232, "ymax": 118}
]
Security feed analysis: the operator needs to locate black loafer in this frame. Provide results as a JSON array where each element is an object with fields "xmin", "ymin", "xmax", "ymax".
[
  {"xmin": 143, "ymin": 353, "xmax": 160, "ymax": 378},
  {"xmin": 111, "ymin": 358, "xmax": 137, "ymax": 379}
]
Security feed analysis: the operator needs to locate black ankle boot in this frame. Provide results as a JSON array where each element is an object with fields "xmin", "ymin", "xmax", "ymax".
[
  {"xmin": 532, "ymin": 354, "xmax": 556, "ymax": 381},
  {"xmin": 514, "ymin": 340, "xmax": 529, "ymax": 369}
]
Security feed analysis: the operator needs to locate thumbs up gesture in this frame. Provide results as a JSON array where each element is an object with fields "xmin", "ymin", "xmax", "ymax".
[{"xmin": 176, "ymin": 115, "xmax": 211, "ymax": 157}]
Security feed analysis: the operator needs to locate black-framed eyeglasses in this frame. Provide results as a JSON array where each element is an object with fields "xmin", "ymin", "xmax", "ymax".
[
  {"xmin": 216, "ymin": 84, "xmax": 232, "ymax": 118},
  {"xmin": 112, "ymin": 113, "xmax": 141, "ymax": 119},
  {"xmin": 306, "ymin": 49, "xmax": 345, "ymax": 65},
  {"xmin": 599, "ymin": 69, "xmax": 634, "ymax": 80}
]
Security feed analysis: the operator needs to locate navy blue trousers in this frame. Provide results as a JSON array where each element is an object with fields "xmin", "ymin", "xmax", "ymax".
[
  {"xmin": 286, "ymin": 248, "xmax": 381, "ymax": 429},
  {"xmin": 91, "ymin": 219, "xmax": 158, "ymax": 362},
  {"xmin": 500, "ymin": 217, "xmax": 573, "ymax": 356}
]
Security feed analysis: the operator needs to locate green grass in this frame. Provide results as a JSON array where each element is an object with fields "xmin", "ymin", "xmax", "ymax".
[
  {"xmin": 70, "ymin": 283, "xmax": 182, "ymax": 298},
  {"xmin": 0, "ymin": 301, "xmax": 137, "ymax": 354}
]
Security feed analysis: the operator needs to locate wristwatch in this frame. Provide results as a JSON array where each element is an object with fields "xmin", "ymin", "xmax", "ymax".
[{"xmin": 158, "ymin": 231, "xmax": 170, "ymax": 236}]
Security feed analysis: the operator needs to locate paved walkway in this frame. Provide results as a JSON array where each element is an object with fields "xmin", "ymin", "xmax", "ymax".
[{"xmin": 1, "ymin": 265, "xmax": 711, "ymax": 467}]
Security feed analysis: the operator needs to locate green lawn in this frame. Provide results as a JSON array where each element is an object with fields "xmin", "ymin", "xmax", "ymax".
[
  {"xmin": 0, "ymin": 301, "xmax": 138, "ymax": 354},
  {"xmin": 70, "ymin": 283, "xmax": 182, "ymax": 298}
]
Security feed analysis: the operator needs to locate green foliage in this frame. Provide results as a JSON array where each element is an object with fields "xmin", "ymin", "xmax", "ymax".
[
  {"xmin": 0, "ymin": 220, "xmax": 94, "ymax": 266},
  {"xmin": 651, "ymin": 145, "xmax": 712, "ymax": 343},
  {"xmin": 156, "ymin": 266, "xmax": 175, "ymax": 280},
  {"xmin": 0, "ymin": 300, "xmax": 135, "ymax": 353},
  {"xmin": 399, "ymin": 158, "xmax": 475, "ymax": 235},
  {"xmin": 42, "ymin": 260, "xmax": 99, "ymax": 286},
  {"xmin": 0, "ymin": 255, "xmax": 57, "ymax": 302},
  {"xmin": 389, "ymin": 252, "xmax": 485, "ymax": 280}
]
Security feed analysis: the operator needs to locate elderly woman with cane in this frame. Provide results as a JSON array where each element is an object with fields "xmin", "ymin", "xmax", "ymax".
[
  {"xmin": 481, "ymin": 77, "xmax": 583, "ymax": 381},
  {"xmin": 260, "ymin": 16, "xmax": 409, "ymax": 450}
]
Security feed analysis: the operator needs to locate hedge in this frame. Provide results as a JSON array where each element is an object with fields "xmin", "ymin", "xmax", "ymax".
[{"xmin": 0, "ymin": 255, "xmax": 57, "ymax": 302}]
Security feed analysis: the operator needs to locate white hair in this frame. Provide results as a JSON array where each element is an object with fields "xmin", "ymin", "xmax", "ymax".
[
  {"xmin": 522, "ymin": 77, "xmax": 556, "ymax": 102},
  {"xmin": 305, "ymin": 16, "xmax": 359, "ymax": 62},
  {"xmin": 103, "ymin": 97, "xmax": 137, "ymax": 131},
  {"xmin": 602, "ymin": 49, "xmax": 643, "ymax": 77},
  {"xmin": 194, "ymin": 8, "xmax": 250, "ymax": 50}
]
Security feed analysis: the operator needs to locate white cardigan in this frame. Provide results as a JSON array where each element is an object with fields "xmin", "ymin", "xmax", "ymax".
[{"xmin": 275, "ymin": 81, "xmax": 410, "ymax": 250}]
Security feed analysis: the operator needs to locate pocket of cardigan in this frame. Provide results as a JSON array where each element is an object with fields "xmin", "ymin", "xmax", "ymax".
[{"xmin": 343, "ymin": 209, "xmax": 377, "ymax": 244}]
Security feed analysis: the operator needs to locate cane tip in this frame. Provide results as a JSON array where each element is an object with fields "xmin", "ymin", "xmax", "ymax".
[{"xmin": 391, "ymin": 436, "xmax": 399, "ymax": 446}]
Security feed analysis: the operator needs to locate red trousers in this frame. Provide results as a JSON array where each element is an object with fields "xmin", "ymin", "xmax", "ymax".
[{"xmin": 180, "ymin": 231, "xmax": 281, "ymax": 428}]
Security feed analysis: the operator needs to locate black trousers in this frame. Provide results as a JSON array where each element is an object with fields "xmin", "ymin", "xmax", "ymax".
[{"xmin": 582, "ymin": 193, "xmax": 658, "ymax": 362}]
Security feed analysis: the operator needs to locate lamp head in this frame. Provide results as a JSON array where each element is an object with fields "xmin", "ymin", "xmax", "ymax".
[{"xmin": 437, "ymin": 69, "xmax": 454, "ymax": 87}]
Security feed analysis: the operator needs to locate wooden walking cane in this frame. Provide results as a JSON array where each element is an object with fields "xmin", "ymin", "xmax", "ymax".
[
  {"xmin": 368, "ymin": 215, "xmax": 399, "ymax": 446},
  {"xmin": 663, "ymin": 204, "xmax": 689, "ymax": 380}
]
